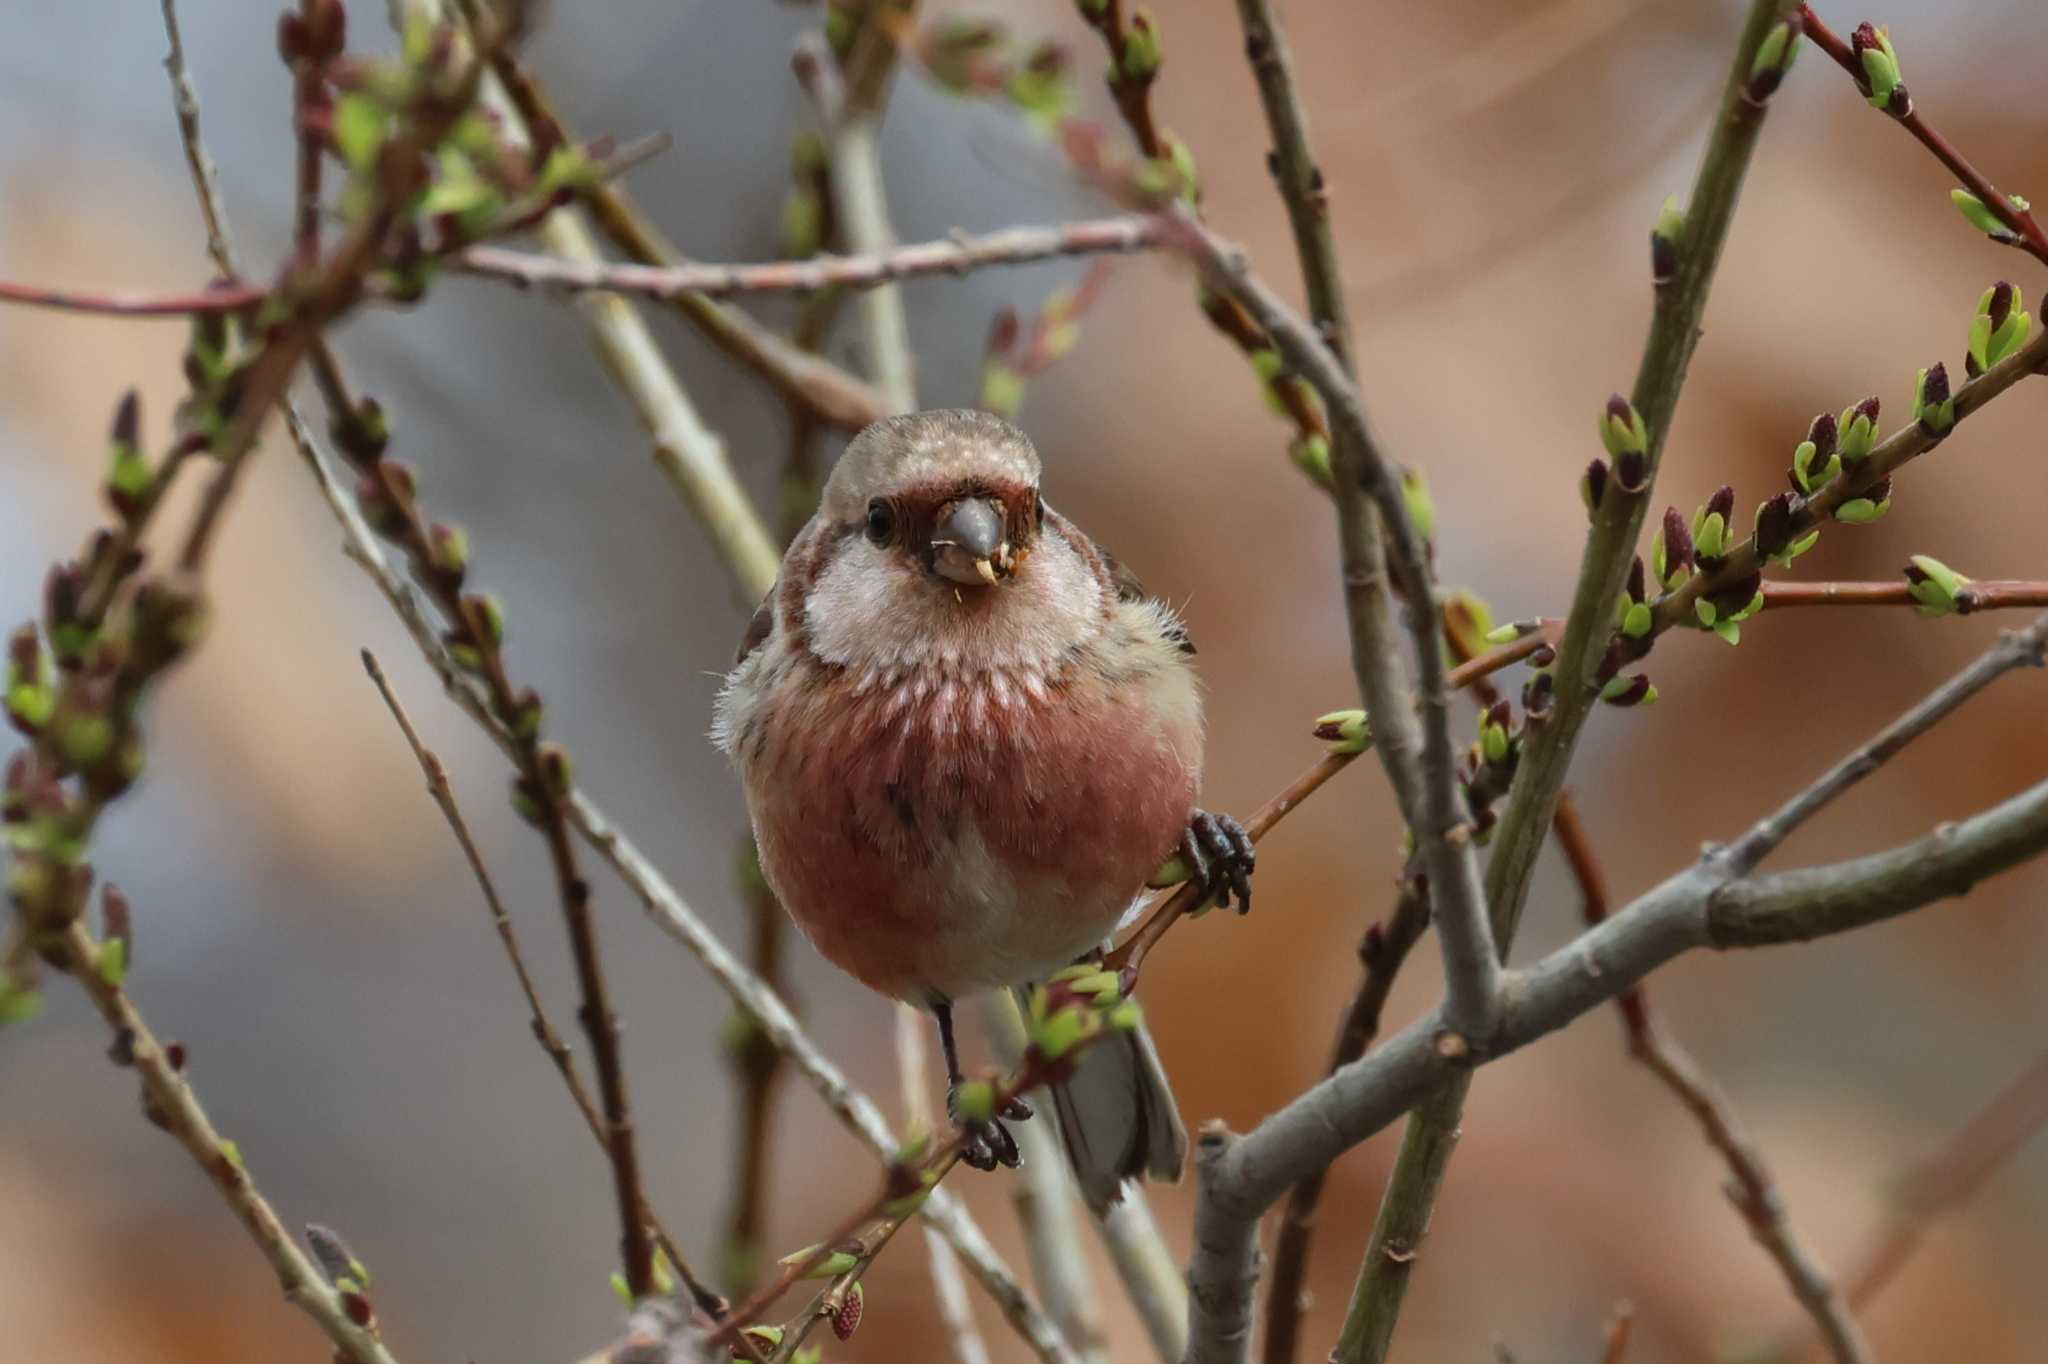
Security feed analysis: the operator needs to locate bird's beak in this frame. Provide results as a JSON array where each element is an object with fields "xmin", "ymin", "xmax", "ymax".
[{"xmin": 929, "ymin": 497, "xmax": 1012, "ymax": 587}]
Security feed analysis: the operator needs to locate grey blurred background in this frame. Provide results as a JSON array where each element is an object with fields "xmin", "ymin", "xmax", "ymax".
[{"xmin": 3, "ymin": 1, "xmax": 2047, "ymax": 1360}]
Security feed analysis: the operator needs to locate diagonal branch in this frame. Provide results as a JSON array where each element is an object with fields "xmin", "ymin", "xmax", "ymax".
[{"xmin": 360, "ymin": 649, "xmax": 722, "ymax": 1321}]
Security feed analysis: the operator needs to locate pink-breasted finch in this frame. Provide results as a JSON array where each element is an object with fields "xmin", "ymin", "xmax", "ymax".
[{"xmin": 715, "ymin": 410, "xmax": 1252, "ymax": 1200}]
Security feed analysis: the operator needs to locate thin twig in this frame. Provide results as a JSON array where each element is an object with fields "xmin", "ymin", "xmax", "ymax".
[
  {"xmin": 159, "ymin": 0, "xmax": 236, "ymax": 276},
  {"xmin": 1759, "ymin": 1048, "xmax": 2048, "ymax": 1362},
  {"xmin": 456, "ymin": 217, "xmax": 1167, "ymax": 305},
  {"xmin": 359, "ymin": 650, "xmax": 724, "ymax": 1320},
  {"xmin": 1761, "ymin": 580, "xmax": 2048, "ymax": 612},
  {"xmin": 0, "ymin": 278, "xmax": 266, "ymax": 316},
  {"xmin": 53, "ymin": 920, "xmax": 402, "ymax": 1364},
  {"xmin": 983, "ymin": 994, "xmax": 1110, "ymax": 1364},
  {"xmin": 1726, "ymin": 612, "xmax": 2048, "ymax": 871},
  {"xmin": 1798, "ymin": 4, "xmax": 2048, "ymax": 265},
  {"xmin": 824, "ymin": 0, "xmax": 917, "ymax": 415},
  {"xmin": 1600, "ymin": 1301, "xmax": 1635, "ymax": 1364},
  {"xmin": 903, "ymin": 1004, "xmax": 998, "ymax": 1364},
  {"xmin": 1560, "ymin": 799, "xmax": 1870, "ymax": 1364}
]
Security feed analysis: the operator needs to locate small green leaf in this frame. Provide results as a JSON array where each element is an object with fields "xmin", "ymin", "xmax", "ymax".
[{"xmin": 334, "ymin": 94, "xmax": 390, "ymax": 175}]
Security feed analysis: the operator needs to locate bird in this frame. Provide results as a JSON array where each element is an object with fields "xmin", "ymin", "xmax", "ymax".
[{"xmin": 714, "ymin": 408, "xmax": 1252, "ymax": 1202}]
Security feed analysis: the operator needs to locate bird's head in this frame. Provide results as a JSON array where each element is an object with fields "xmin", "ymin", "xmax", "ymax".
[{"xmin": 820, "ymin": 409, "xmax": 1042, "ymax": 591}]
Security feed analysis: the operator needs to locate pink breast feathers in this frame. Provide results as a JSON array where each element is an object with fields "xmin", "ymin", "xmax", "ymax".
[{"xmin": 743, "ymin": 660, "xmax": 1201, "ymax": 1002}]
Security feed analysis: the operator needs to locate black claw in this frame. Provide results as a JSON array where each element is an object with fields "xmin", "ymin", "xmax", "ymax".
[
  {"xmin": 1185, "ymin": 808, "xmax": 1256, "ymax": 914},
  {"xmin": 949, "ymin": 1085, "xmax": 1025, "ymax": 1172}
]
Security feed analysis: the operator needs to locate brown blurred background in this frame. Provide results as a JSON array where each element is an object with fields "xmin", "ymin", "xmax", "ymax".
[{"xmin": 4, "ymin": 1, "xmax": 2048, "ymax": 1360}]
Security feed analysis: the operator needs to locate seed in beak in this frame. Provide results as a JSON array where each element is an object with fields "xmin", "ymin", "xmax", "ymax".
[{"xmin": 975, "ymin": 557, "xmax": 999, "ymax": 585}]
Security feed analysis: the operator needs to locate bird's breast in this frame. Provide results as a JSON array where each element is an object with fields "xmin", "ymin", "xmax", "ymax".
[{"xmin": 738, "ymin": 656, "xmax": 1200, "ymax": 999}]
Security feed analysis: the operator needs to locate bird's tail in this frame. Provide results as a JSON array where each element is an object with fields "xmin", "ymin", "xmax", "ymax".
[{"xmin": 1013, "ymin": 985, "xmax": 1188, "ymax": 1213}]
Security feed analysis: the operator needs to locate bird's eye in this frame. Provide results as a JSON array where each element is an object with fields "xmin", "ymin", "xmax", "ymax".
[{"xmin": 865, "ymin": 499, "xmax": 895, "ymax": 544}]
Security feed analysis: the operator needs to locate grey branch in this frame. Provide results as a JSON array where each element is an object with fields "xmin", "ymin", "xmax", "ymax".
[
  {"xmin": 456, "ymin": 216, "xmax": 1167, "ymax": 306},
  {"xmin": 1186, "ymin": 771, "xmax": 2048, "ymax": 1358},
  {"xmin": 1168, "ymin": 209, "xmax": 1501, "ymax": 1042}
]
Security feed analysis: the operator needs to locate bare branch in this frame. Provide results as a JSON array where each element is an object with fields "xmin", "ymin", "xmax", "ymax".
[
  {"xmin": 0, "ymin": 278, "xmax": 266, "ymax": 316},
  {"xmin": 1761, "ymin": 580, "xmax": 2048, "ymax": 612},
  {"xmin": 457, "ymin": 217, "xmax": 1167, "ymax": 306},
  {"xmin": 158, "ymin": 0, "xmax": 236, "ymax": 276},
  {"xmin": 359, "ymin": 650, "xmax": 723, "ymax": 1321},
  {"xmin": 1728, "ymin": 613, "xmax": 2048, "ymax": 871}
]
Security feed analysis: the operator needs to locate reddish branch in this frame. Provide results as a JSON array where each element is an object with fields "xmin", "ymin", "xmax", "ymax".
[
  {"xmin": 1799, "ymin": 5, "xmax": 2048, "ymax": 266},
  {"xmin": 0, "ymin": 277, "xmax": 266, "ymax": 317},
  {"xmin": 1762, "ymin": 580, "xmax": 2048, "ymax": 612}
]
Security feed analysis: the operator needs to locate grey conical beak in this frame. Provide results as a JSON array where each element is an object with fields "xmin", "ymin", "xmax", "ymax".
[{"xmin": 931, "ymin": 497, "xmax": 1008, "ymax": 586}]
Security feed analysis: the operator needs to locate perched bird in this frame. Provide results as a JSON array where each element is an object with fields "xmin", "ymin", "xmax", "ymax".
[{"xmin": 715, "ymin": 409, "xmax": 1251, "ymax": 1201}]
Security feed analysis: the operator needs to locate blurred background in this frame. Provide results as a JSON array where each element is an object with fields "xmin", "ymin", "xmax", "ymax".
[{"xmin": 4, "ymin": 1, "xmax": 2047, "ymax": 1360}]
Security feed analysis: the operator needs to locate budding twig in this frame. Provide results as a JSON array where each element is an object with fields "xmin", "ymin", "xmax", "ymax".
[
  {"xmin": 1760, "ymin": 579, "xmax": 2048, "ymax": 611},
  {"xmin": 0, "ymin": 278, "xmax": 267, "ymax": 317},
  {"xmin": 1799, "ymin": 5, "xmax": 2048, "ymax": 265}
]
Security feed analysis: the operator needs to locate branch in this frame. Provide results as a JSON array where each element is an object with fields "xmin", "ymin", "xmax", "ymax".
[
  {"xmin": 1097, "ymin": 1194, "xmax": 1189, "ymax": 1364},
  {"xmin": 456, "ymin": 217, "xmax": 1167, "ymax": 304},
  {"xmin": 983, "ymin": 994, "xmax": 1110, "ymax": 1364},
  {"xmin": 1260, "ymin": 876, "xmax": 1431, "ymax": 1364},
  {"xmin": 1187, "ymin": 584, "xmax": 2044, "ymax": 1363},
  {"xmin": 52, "ymin": 918, "xmax": 402, "ymax": 1364},
  {"xmin": 158, "ymin": 0, "xmax": 236, "ymax": 276},
  {"xmin": 1727, "ymin": 613, "xmax": 2048, "ymax": 870},
  {"xmin": 1650, "ymin": 319, "xmax": 2048, "ymax": 636},
  {"xmin": 1323, "ymin": 5, "xmax": 1801, "ymax": 1355},
  {"xmin": 1168, "ymin": 212, "xmax": 1502, "ymax": 1042},
  {"xmin": 1562, "ymin": 801, "xmax": 1870, "ymax": 1364},
  {"xmin": 1761, "ymin": 580, "xmax": 2048, "ymax": 612},
  {"xmin": 902, "ymin": 1005, "xmax": 998, "ymax": 1364},
  {"xmin": 0, "ymin": 278, "xmax": 266, "ymax": 316},
  {"xmin": 1799, "ymin": 5, "xmax": 2048, "ymax": 265},
  {"xmin": 360, "ymin": 649, "xmax": 722, "ymax": 1320},
  {"xmin": 1758, "ymin": 1048, "xmax": 2048, "ymax": 1362},
  {"xmin": 474, "ymin": 37, "xmax": 889, "ymax": 432}
]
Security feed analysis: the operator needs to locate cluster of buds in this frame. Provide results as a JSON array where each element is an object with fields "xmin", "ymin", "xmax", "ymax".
[
  {"xmin": 1650, "ymin": 506, "xmax": 1695, "ymax": 591},
  {"xmin": 305, "ymin": 1222, "xmax": 380, "ymax": 1332},
  {"xmin": 1744, "ymin": 12, "xmax": 1803, "ymax": 105},
  {"xmin": 1595, "ymin": 558, "xmax": 1659, "ymax": 700},
  {"xmin": 1903, "ymin": 554, "xmax": 1972, "ymax": 617},
  {"xmin": 980, "ymin": 261, "xmax": 1111, "ymax": 420},
  {"xmin": 511, "ymin": 743, "xmax": 574, "ymax": 827},
  {"xmin": 1401, "ymin": 467, "xmax": 1437, "ymax": 549},
  {"xmin": 1459, "ymin": 700, "xmax": 1521, "ymax": 837},
  {"xmin": 1829, "ymin": 396, "xmax": 1891, "ymax": 523},
  {"xmin": 1694, "ymin": 568, "xmax": 1763, "ymax": 645},
  {"xmin": 1754, "ymin": 490, "xmax": 1819, "ymax": 567},
  {"xmin": 177, "ymin": 301, "xmax": 260, "ymax": 454},
  {"xmin": 1851, "ymin": 22, "xmax": 1909, "ymax": 115},
  {"xmin": 1967, "ymin": 282, "xmax": 2032, "ymax": 378},
  {"xmin": 609, "ymin": 1245, "xmax": 683, "ymax": 1308},
  {"xmin": 917, "ymin": 17, "xmax": 1075, "ymax": 132},
  {"xmin": 1023, "ymin": 962, "xmax": 1141, "ymax": 1068}
]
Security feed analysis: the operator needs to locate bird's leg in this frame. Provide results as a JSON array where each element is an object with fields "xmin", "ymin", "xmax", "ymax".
[
  {"xmin": 1180, "ymin": 808, "xmax": 1256, "ymax": 915},
  {"xmin": 935, "ymin": 999, "xmax": 1024, "ymax": 1171}
]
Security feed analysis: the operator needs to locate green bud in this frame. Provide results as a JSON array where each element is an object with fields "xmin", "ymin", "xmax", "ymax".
[
  {"xmin": 62, "ymin": 712, "xmax": 115, "ymax": 766},
  {"xmin": 778, "ymin": 1245, "xmax": 861, "ymax": 1279},
  {"xmin": 1108, "ymin": 998, "xmax": 1143, "ymax": 1032},
  {"xmin": 1312, "ymin": 708, "xmax": 1373, "ymax": 756},
  {"xmin": 1837, "ymin": 398, "xmax": 1881, "ymax": 462},
  {"xmin": 1620, "ymin": 602, "xmax": 1653, "ymax": 639},
  {"xmin": 1749, "ymin": 20, "xmax": 1799, "ymax": 84},
  {"xmin": 1289, "ymin": 435, "xmax": 1332, "ymax": 488},
  {"xmin": 1598, "ymin": 394, "xmax": 1648, "ymax": 458},
  {"xmin": 1952, "ymin": 189, "xmax": 2012, "ymax": 239},
  {"xmin": 1693, "ymin": 511, "xmax": 1727, "ymax": 562},
  {"xmin": 1121, "ymin": 11, "xmax": 1162, "ymax": 80},
  {"xmin": 1904, "ymin": 554, "xmax": 1970, "ymax": 617},
  {"xmin": 334, "ymin": 93, "xmax": 390, "ymax": 175},
  {"xmin": 97, "ymin": 936, "xmax": 128, "ymax": 988},
  {"xmin": 0, "ymin": 985, "xmax": 43, "ymax": 1025},
  {"xmin": 219, "ymin": 1139, "xmax": 245, "ymax": 1173},
  {"xmin": 1481, "ymin": 721, "xmax": 1510, "ymax": 766},
  {"xmin": 1912, "ymin": 364, "xmax": 1955, "ymax": 434},
  {"xmin": 1482, "ymin": 623, "xmax": 1520, "ymax": 645},
  {"xmin": 1400, "ymin": 467, "xmax": 1435, "ymax": 543},
  {"xmin": 1834, "ymin": 497, "xmax": 1888, "ymax": 525}
]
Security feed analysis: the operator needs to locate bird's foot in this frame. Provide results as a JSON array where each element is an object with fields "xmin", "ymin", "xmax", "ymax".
[
  {"xmin": 1180, "ymin": 809, "xmax": 1256, "ymax": 914},
  {"xmin": 949, "ymin": 1083, "xmax": 1029, "ymax": 1171}
]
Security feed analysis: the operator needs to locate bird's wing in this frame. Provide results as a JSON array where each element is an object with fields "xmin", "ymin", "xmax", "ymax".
[
  {"xmin": 1046, "ymin": 504, "xmax": 1196, "ymax": 656},
  {"xmin": 734, "ymin": 593, "xmax": 774, "ymax": 668}
]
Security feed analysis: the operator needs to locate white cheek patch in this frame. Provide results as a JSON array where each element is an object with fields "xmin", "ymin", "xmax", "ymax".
[{"xmin": 803, "ymin": 534, "xmax": 1107, "ymax": 679}]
